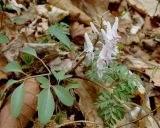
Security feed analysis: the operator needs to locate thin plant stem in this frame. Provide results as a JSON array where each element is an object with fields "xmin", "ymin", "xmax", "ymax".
[
  {"xmin": 37, "ymin": 57, "xmax": 51, "ymax": 74},
  {"xmin": 75, "ymin": 75, "xmax": 110, "ymax": 90},
  {"xmin": 69, "ymin": 56, "xmax": 85, "ymax": 73},
  {"xmin": 21, "ymin": 71, "xmax": 29, "ymax": 77},
  {"xmin": 56, "ymin": 120, "xmax": 98, "ymax": 128},
  {"xmin": 17, "ymin": 73, "xmax": 51, "ymax": 83}
]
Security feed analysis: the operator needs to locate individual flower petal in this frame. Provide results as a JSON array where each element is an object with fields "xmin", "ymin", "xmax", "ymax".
[
  {"xmin": 84, "ymin": 32, "xmax": 93, "ymax": 52},
  {"xmin": 97, "ymin": 57, "xmax": 106, "ymax": 78},
  {"xmin": 84, "ymin": 32, "xmax": 94, "ymax": 61},
  {"xmin": 90, "ymin": 22, "xmax": 99, "ymax": 35},
  {"xmin": 112, "ymin": 17, "xmax": 121, "ymax": 41}
]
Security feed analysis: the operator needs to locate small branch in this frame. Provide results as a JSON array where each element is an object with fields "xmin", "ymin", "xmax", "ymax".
[
  {"xmin": 75, "ymin": 75, "xmax": 109, "ymax": 90},
  {"xmin": 69, "ymin": 56, "xmax": 85, "ymax": 74},
  {"xmin": 116, "ymin": 106, "xmax": 160, "ymax": 128},
  {"xmin": 17, "ymin": 73, "xmax": 51, "ymax": 83},
  {"xmin": 37, "ymin": 57, "xmax": 51, "ymax": 74},
  {"xmin": 56, "ymin": 120, "xmax": 98, "ymax": 128}
]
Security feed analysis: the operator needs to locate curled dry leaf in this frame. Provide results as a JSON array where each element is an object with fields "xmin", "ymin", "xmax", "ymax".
[
  {"xmin": 24, "ymin": 43, "xmax": 58, "ymax": 54},
  {"xmin": 130, "ymin": 12, "xmax": 144, "ymax": 34},
  {"xmin": 70, "ymin": 22, "xmax": 86, "ymax": 45},
  {"xmin": 47, "ymin": 0, "xmax": 92, "ymax": 25},
  {"xmin": 75, "ymin": 80, "xmax": 104, "ymax": 128},
  {"xmin": 127, "ymin": 0, "xmax": 160, "ymax": 17},
  {"xmin": 36, "ymin": 5, "xmax": 69, "ymax": 23},
  {"xmin": 8, "ymin": 0, "xmax": 27, "ymax": 15},
  {"xmin": 49, "ymin": 57, "xmax": 72, "ymax": 72},
  {"xmin": 2, "ymin": 34, "xmax": 23, "ymax": 62},
  {"xmin": 145, "ymin": 69, "xmax": 160, "ymax": 87},
  {"xmin": 0, "ymin": 78, "xmax": 40, "ymax": 128}
]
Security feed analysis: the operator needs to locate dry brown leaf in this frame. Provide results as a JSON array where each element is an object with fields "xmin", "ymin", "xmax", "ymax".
[
  {"xmin": 151, "ymin": 47, "xmax": 160, "ymax": 63},
  {"xmin": 127, "ymin": 0, "xmax": 160, "ymax": 17},
  {"xmin": 0, "ymin": 78, "xmax": 40, "ymax": 128},
  {"xmin": 70, "ymin": 22, "xmax": 86, "ymax": 45},
  {"xmin": 49, "ymin": 57, "xmax": 72, "ymax": 72},
  {"xmin": 154, "ymin": 95, "xmax": 160, "ymax": 125},
  {"xmin": 82, "ymin": 0, "xmax": 109, "ymax": 22},
  {"xmin": 75, "ymin": 80, "xmax": 103, "ymax": 128},
  {"xmin": 36, "ymin": 5, "xmax": 69, "ymax": 24},
  {"xmin": 0, "ymin": 56, "xmax": 8, "ymax": 80},
  {"xmin": 47, "ymin": 0, "xmax": 92, "ymax": 25},
  {"xmin": 145, "ymin": 69, "xmax": 160, "ymax": 87},
  {"xmin": 143, "ymin": 16, "xmax": 152, "ymax": 31}
]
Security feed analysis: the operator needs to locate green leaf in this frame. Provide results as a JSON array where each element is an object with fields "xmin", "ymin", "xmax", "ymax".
[
  {"xmin": 20, "ymin": 47, "xmax": 37, "ymax": 57},
  {"xmin": 51, "ymin": 70, "xmax": 72, "ymax": 82},
  {"xmin": 48, "ymin": 25, "xmax": 71, "ymax": 48},
  {"xmin": 66, "ymin": 83, "xmax": 79, "ymax": 90},
  {"xmin": 53, "ymin": 22, "xmax": 70, "ymax": 35},
  {"xmin": 95, "ymin": 91, "xmax": 125, "ymax": 127},
  {"xmin": 36, "ymin": 76, "xmax": 50, "ymax": 88},
  {"xmin": 4, "ymin": 61, "xmax": 22, "ymax": 73},
  {"xmin": 51, "ymin": 70, "xmax": 65, "ymax": 81},
  {"xmin": 38, "ymin": 88, "xmax": 55, "ymax": 125},
  {"xmin": 53, "ymin": 86, "xmax": 73, "ymax": 106},
  {"xmin": 21, "ymin": 53, "xmax": 34, "ymax": 66},
  {"xmin": 12, "ymin": 17, "xmax": 25, "ymax": 24},
  {"xmin": 0, "ymin": 34, "xmax": 9, "ymax": 44},
  {"xmin": 11, "ymin": 84, "xmax": 24, "ymax": 117},
  {"xmin": 2, "ymin": 79, "xmax": 17, "ymax": 95}
]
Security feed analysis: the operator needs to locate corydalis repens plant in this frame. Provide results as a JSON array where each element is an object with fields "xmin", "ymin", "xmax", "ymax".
[{"xmin": 84, "ymin": 17, "xmax": 121, "ymax": 78}]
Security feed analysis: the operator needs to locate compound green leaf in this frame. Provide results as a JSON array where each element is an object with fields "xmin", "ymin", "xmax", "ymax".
[
  {"xmin": 38, "ymin": 88, "xmax": 55, "ymax": 125},
  {"xmin": 11, "ymin": 84, "xmax": 24, "ymax": 117},
  {"xmin": 53, "ymin": 86, "xmax": 73, "ymax": 106}
]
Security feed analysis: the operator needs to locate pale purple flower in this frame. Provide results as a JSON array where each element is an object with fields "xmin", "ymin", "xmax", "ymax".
[
  {"xmin": 84, "ymin": 32, "xmax": 94, "ymax": 61},
  {"xmin": 96, "ymin": 17, "xmax": 120, "ymax": 78},
  {"xmin": 103, "ymin": 17, "xmax": 121, "ymax": 42},
  {"xmin": 90, "ymin": 22, "xmax": 99, "ymax": 35}
]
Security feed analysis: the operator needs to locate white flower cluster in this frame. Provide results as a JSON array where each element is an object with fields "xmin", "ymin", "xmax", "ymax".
[{"xmin": 84, "ymin": 17, "xmax": 121, "ymax": 78}]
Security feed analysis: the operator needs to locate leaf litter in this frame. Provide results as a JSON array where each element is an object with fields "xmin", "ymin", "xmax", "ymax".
[{"xmin": 0, "ymin": 0, "xmax": 160, "ymax": 127}]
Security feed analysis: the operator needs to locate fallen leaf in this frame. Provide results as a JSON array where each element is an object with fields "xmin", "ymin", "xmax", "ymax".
[
  {"xmin": 36, "ymin": 5, "xmax": 69, "ymax": 23},
  {"xmin": 146, "ymin": 69, "xmax": 160, "ymax": 87},
  {"xmin": 82, "ymin": 0, "xmax": 109, "ymax": 22},
  {"xmin": 49, "ymin": 57, "xmax": 72, "ymax": 72},
  {"xmin": 75, "ymin": 80, "xmax": 104, "ymax": 128},
  {"xmin": 0, "ymin": 56, "xmax": 8, "ymax": 80},
  {"xmin": 127, "ymin": 0, "xmax": 160, "ymax": 17},
  {"xmin": 130, "ymin": 12, "xmax": 144, "ymax": 34},
  {"xmin": 70, "ymin": 22, "xmax": 86, "ymax": 45},
  {"xmin": 8, "ymin": 0, "xmax": 27, "ymax": 15},
  {"xmin": 143, "ymin": 16, "xmax": 152, "ymax": 31},
  {"xmin": 0, "ymin": 78, "xmax": 40, "ymax": 128},
  {"xmin": 47, "ymin": 0, "xmax": 92, "ymax": 25}
]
